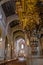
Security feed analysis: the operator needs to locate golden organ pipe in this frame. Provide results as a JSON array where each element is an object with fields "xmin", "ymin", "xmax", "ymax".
[{"xmin": 15, "ymin": 0, "xmax": 40, "ymax": 30}]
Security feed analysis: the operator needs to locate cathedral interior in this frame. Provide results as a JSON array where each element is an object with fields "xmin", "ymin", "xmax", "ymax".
[{"xmin": 0, "ymin": 0, "xmax": 43, "ymax": 65}]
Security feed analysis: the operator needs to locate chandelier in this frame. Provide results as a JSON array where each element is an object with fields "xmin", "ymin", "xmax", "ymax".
[{"xmin": 15, "ymin": 0, "xmax": 40, "ymax": 30}]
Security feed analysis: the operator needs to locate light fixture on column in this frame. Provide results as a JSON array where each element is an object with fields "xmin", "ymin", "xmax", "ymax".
[
  {"xmin": 27, "ymin": 38, "xmax": 30, "ymax": 46},
  {"xmin": 0, "ymin": 38, "xmax": 2, "ymax": 42},
  {"xmin": 8, "ymin": 44, "xmax": 10, "ymax": 47}
]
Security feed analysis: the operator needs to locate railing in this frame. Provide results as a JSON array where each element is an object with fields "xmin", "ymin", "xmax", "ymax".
[{"xmin": 0, "ymin": 58, "xmax": 26, "ymax": 65}]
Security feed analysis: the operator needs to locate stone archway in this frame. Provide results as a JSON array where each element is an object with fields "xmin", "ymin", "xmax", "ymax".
[{"xmin": 12, "ymin": 30, "xmax": 28, "ymax": 59}]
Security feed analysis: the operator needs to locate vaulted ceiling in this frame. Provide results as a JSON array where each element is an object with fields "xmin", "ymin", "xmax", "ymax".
[
  {"xmin": 9, "ymin": 20, "xmax": 20, "ymax": 28},
  {"xmin": 2, "ymin": 0, "xmax": 15, "ymax": 17}
]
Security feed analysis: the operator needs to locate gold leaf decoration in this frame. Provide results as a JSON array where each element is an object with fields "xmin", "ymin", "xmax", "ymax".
[{"xmin": 15, "ymin": 0, "xmax": 40, "ymax": 30}]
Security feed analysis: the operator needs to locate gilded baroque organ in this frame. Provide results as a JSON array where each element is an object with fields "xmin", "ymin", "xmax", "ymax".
[{"xmin": 15, "ymin": 0, "xmax": 41, "ymax": 30}]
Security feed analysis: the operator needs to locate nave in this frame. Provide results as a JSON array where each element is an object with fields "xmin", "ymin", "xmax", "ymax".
[{"xmin": 0, "ymin": 0, "xmax": 43, "ymax": 65}]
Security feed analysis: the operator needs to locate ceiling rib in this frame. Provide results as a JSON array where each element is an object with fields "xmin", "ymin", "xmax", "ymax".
[{"xmin": 0, "ymin": 0, "xmax": 10, "ymax": 5}]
